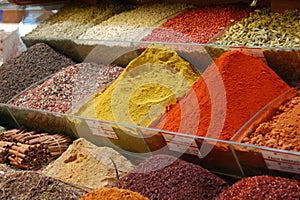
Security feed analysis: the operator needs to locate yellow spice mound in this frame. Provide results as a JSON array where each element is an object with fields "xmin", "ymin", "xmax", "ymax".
[{"xmin": 78, "ymin": 45, "xmax": 200, "ymax": 127}]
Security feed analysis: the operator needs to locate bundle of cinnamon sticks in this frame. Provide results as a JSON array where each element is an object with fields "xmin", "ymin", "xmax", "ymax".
[{"xmin": 0, "ymin": 128, "xmax": 71, "ymax": 170}]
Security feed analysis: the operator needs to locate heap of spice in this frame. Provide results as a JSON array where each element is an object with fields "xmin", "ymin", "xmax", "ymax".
[
  {"xmin": 116, "ymin": 154, "xmax": 228, "ymax": 200},
  {"xmin": 80, "ymin": 188, "xmax": 149, "ymax": 200},
  {"xmin": 0, "ymin": 43, "xmax": 75, "ymax": 103},
  {"xmin": 142, "ymin": 4, "xmax": 251, "ymax": 44},
  {"xmin": 78, "ymin": 3, "xmax": 191, "ymax": 41},
  {"xmin": 242, "ymin": 91, "xmax": 300, "ymax": 151},
  {"xmin": 218, "ymin": 175, "xmax": 300, "ymax": 199},
  {"xmin": 214, "ymin": 9, "xmax": 300, "ymax": 48},
  {"xmin": 76, "ymin": 45, "xmax": 200, "ymax": 126},
  {"xmin": 25, "ymin": 3, "xmax": 128, "ymax": 39},
  {"xmin": 11, "ymin": 63, "xmax": 124, "ymax": 113},
  {"xmin": 153, "ymin": 51, "xmax": 291, "ymax": 140},
  {"xmin": 0, "ymin": 171, "xmax": 87, "ymax": 199},
  {"xmin": 41, "ymin": 138, "xmax": 134, "ymax": 190}
]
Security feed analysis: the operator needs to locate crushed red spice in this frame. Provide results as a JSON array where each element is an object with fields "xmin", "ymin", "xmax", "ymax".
[
  {"xmin": 142, "ymin": 4, "xmax": 252, "ymax": 43},
  {"xmin": 218, "ymin": 175, "xmax": 300, "ymax": 200}
]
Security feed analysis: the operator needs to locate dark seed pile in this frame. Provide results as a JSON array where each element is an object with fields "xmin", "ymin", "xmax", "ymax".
[
  {"xmin": 218, "ymin": 175, "xmax": 300, "ymax": 200},
  {"xmin": 0, "ymin": 171, "xmax": 88, "ymax": 200},
  {"xmin": 0, "ymin": 43, "xmax": 76, "ymax": 103},
  {"xmin": 115, "ymin": 154, "xmax": 228, "ymax": 200}
]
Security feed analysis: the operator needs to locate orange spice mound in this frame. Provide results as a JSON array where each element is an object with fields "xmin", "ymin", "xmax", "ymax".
[{"xmin": 80, "ymin": 187, "xmax": 149, "ymax": 200}]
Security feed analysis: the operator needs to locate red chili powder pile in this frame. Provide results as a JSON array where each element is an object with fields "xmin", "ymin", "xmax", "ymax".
[
  {"xmin": 142, "ymin": 4, "xmax": 252, "ymax": 44},
  {"xmin": 153, "ymin": 51, "xmax": 291, "ymax": 140}
]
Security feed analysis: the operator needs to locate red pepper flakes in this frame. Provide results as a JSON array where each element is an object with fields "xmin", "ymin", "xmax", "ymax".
[
  {"xmin": 218, "ymin": 175, "xmax": 300, "ymax": 200},
  {"xmin": 142, "ymin": 4, "xmax": 252, "ymax": 44}
]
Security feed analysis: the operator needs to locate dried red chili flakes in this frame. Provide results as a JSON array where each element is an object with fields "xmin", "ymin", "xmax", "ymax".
[
  {"xmin": 218, "ymin": 175, "xmax": 300, "ymax": 200},
  {"xmin": 115, "ymin": 154, "xmax": 228, "ymax": 200},
  {"xmin": 142, "ymin": 4, "xmax": 252, "ymax": 44}
]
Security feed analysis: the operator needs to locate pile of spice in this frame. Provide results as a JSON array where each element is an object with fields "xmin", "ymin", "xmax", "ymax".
[
  {"xmin": 142, "ymin": 4, "xmax": 251, "ymax": 44},
  {"xmin": 25, "ymin": 3, "xmax": 128, "ymax": 39},
  {"xmin": 41, "ymin": 138, "xmax": 134, "ymax": 190},
  {"xmin": 218, "ymin": 175, "xmax": 300, "ymax": 199},
  {"xmin": 152, "ymin": 50, "xmax": 291, "ymax": 140},
  {"xmin": 11, "ymin": 63, "xmax": 124, "ymax": 113},
  {"xmin": 0, "ymin": 163, "xmax": 15, "ymax": 185},
  {"xmin": 78, "ymin": 3, "xmax": 191, "ymax": 41},
  {"xmin": 242, "ymin": 91, "xmax": 300, "ymax": 151},
  {"xmin": 0, "ymin": 128, "xmax": 71, "ymax": 170},
  {"xmin": 0, "ymin": 43, "xmax": 75, "ymax": 103},
  {"xmin": 116, "ymin": 154, "xmax": 228, "ymax": 200},
  {"xmin": 81, "ymin": 188, "xmax": 149, "ymax": 200},
  {"xmin": 0, "ymin": 171, "xmax": 87, "ymax": 199},
  {"xmin": 75, "ymin": 45, "xmax": 200, "ymax": 126},
  {"xmin": 214, "ymin": 9, "xmax": 300, "ymax": 48}
]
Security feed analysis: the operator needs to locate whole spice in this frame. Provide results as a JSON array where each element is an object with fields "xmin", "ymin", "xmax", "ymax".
[
  {"xmin": 0, "ymin": 171, "xmax": 87, "ymax": 199},
  {"xmin": 78, "ymin": 3, "xmax": 191, "ymax": 41},
  {"xmin": 115, "ymin": 154, "xmax": 228, "ymax": 200},
  {"xmin": 0, "ymin": 43, "xmax": 75, "ymax": 103},
  {"xmin": 11, "ymin": 63, "xmax": 124, "ymax": 113},
  {"xmin": 143, "ymin": 4, "xmax": 252, "ymax": 44},
  {"xmin": 25, "ymin": 3, "xmax": 128, "ymax": 39},
  {"xmin": 0, "ymin": 128, "xmax": 72, "ymax": 170},
  {"xmin": 42, "ymin": 138, "xmax": 134, "ymax": 190},
  {"xmin": 75, "ymin": 45, "xmax": 200, "ymax": 127},
  {"xmin": 242, "ymin": 91, "xmax": 300, "ymax": 151},
  {"xmin": 218, "ymin": 175, "xmax": 300, "ymax": 199},
  {"xmin": 214, "ymin": 9, "xmax": 300, "ymax": 48},
  {"xmin": 80, "ymin": 187, "xmax": 149, "ymax": 200},
  {"xmin": 153, "ymin": 51, "xmax": 291, "ymax": 140}
]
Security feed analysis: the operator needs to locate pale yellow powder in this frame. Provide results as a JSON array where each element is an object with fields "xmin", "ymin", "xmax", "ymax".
[{"xmin": 77, "ymin": 45, "xmax": 200, "ymax": 127}]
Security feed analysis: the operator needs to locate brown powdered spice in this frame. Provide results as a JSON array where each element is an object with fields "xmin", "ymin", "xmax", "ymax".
[
  {"xmin": 42, "ymin": 138, "xmax": 134, "ymax": 190},
  {"xmin": 81, "ymin": 187, "xmax": 149, "ymax": 200},
  {"xmin": 242, "ymin": 91, "xmax": 300, "ymax": 151}
]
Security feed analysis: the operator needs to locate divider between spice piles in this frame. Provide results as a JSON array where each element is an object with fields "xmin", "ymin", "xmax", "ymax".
[{"xmin": 230, "ymin": 87, "xmax": 300, "ymax": 178}]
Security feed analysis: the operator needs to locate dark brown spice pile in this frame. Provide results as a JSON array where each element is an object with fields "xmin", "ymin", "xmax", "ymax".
[
  {"xmin": 115, "ymin": 154, "xmax": 228, "ymax": 200},
  {"xmin": 218, "ymin": 175, "xmax": 300, "ymax": 200},
  {"xmin": 0, "ymin": 43, "xmax": 76, "ymax": 103},
  {"xmin": 0, "ymin": 171, "xmax": 88, "ymax": 199}
]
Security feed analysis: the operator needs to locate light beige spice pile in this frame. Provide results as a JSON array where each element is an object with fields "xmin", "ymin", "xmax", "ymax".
[
  {"xmin": 78, "ymin": 3, "xmax": 191, "ymax": 41},
  {"xmin": 41, "ymin": 138, "xmax": 134, "ymax": 190}
]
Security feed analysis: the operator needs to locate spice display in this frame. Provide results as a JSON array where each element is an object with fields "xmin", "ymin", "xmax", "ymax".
[
  {"xmin": 76, "ymin": 45, "xmax": 200, "ymax": 126},
  {"xmin": 142, "ymin": 4, "xmax": 251, "ymax": 44},
  {"xmin": 81, "ymin": 187, "xmax": 149, "ymax": 200},
  {"xmin": 0, "ymin": 128, "xmax": 71, "ymax": 170},
  {"xmin": 11, "ymin": 63, "xmax": 124, "ymax": 113},
  {"xmin": 116, "ymin": 154, "xmax": 228, "ymax": 200},
  {"xmin": 25, "ymin": 3, "xmax": 128, "ymax": 39},
  {"xmin": 0, "ymin": 171, "xmax": 87, "ymax": 199},
  {"xmin": 78, "ymin": 3, "xmax": 191, "ymax": 41},
  {"xmin": 242, "ymin": 91, "xmax": 300, "ymax": 151},
  {"xmin": 0, "ymin": 43, "xmax": 75, "ymax": 103},
  {"xmin": 42, "ymin": 138, "xmax": 134, "ymax": 190},
  {"xmin": 215, "ymin": 9, "xmax": 300, "ymax": 48},
  {"xmin": 218, "ymin": 175, "xmax": 300, "ymax": 199},
  {"xmin": 153, "ymin": 51, "xmax": 291, "ymax": 140}
]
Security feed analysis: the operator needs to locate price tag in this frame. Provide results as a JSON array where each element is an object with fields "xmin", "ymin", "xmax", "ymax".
[
  {"xmin": 261, "ymin": 150, "xmax": 300, "ymax": 174},
  {"xmin": 162, "ymin": 133, "xmax": 200, "ymax": 156},
  {"xmin": 85, "ymin": 119, "xmax": 118, "ymax": 140}
]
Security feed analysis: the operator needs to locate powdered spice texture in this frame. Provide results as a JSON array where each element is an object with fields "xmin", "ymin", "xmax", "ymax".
[
  {"xmin": 116, "ymin": 154, "xmax": 228, "ymax": 200},
  {"xmin": 42, "ymin": 138, "xmax": 134, "ymax": 190},
  {"xmin": 76, "ymin": 45, "xmax": 200, "ymax": 127},
  {"xmin": 218, "ymin": 175, "xmax": 300, "ymax": 200},
  {"xmin": 81, "ymin": 187, "xmax": 149, "ymax": 200},
  {"xmin": 153, "ymin": 51, "xmax": 291, "ymax": 140},
  {"xmin": 242, "ymin": 91, "xmax": 300, "ymax": 151}
]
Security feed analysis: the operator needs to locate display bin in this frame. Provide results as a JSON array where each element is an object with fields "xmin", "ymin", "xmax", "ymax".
[{"xmin": 231, "ymin": 87, "xmax": 300, "ymax": 178}]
